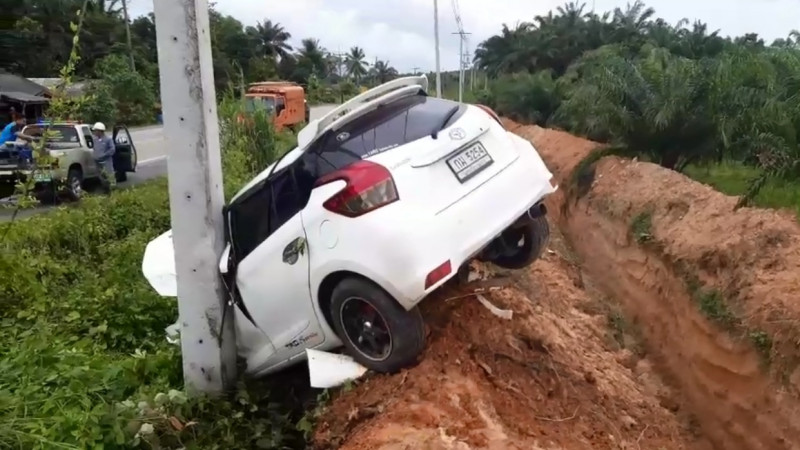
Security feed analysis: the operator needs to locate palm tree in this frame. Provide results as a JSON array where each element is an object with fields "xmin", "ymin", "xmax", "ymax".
[
  {"xmin": 372, "ymin": 60, "xmax": 398, "ymax": 84},
  {"xmin": 346, "ymin": 46, "xmax": 367, "ymax": 84},
  {"xmin": 294, "ymin": 38, "xmax": 327, "ymax": 81},
  {"xmin": 254, "ymin": 20, "xmax": 292, "ymax": 59}
]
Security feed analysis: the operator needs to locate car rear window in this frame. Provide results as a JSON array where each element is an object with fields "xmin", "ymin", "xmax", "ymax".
[
  {"xmin": 308, "ymin": 94, "xmax": 466, "ymax": 176},
  {"xmin": 23, "ymin": 125, "xmax": 79, "ymax": 144}
]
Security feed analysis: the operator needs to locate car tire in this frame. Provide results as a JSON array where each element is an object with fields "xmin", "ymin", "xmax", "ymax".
[
  {"xmin": 329, "ymin": 277, "xmax": 426, "ymax": 374},
  {"xmin": 64, "ymin": 168, "xmax": 84, "ymax": 202},
  {"xmin": 490, "ymin": 215, "xmax": 550, "ymax": 270},
  {"xmin": 115, "ymin": 171, "xmax": 127, "ymax": 183}
]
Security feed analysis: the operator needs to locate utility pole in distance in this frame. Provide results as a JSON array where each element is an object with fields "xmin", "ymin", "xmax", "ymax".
[
  {"xmin": 433, "ymin": 0, "xmax": 442, "ymax": 98},
  {"xmin": 412, "ymin": 66, "xmax": 421, "ymax": 75},
  {"xmin": 153, "ymin": 0, "xmax": 236, "ymax": 394},
  {"xmin": 121, "ymin": 0, "xmax": 135, "ymax": 72},
  {"xmin": 452, "ymin": 30, "xmax": 471, "ymax": 102}
]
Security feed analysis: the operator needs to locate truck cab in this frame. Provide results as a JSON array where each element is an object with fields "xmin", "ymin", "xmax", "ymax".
[
  {"xmin": 0, "ymin": 122, "xmax": 137, "ymax": 201},
  {"xmin": 244, "ymin": 82, "xmax": 308, "ymax": 131}
]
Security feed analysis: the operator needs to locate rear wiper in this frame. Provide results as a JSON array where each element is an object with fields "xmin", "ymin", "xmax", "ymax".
[{"xmin": 431, "ymin": 105, "xmax": 461, "ymax": 139}]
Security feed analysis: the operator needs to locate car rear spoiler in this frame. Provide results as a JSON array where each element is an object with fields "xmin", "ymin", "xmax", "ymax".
[{"xmin": 297, "ymin": 75, "xmax": 429, "ymax": 150}]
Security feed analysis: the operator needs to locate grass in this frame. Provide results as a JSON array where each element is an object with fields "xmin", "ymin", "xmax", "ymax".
[
  {"xmin": 685, "ymin": 161, "xmax": 800, "ymax": 219},
  {"xmin": 630, "ymin": 211, "xmax": 654, "ymax": 244}
]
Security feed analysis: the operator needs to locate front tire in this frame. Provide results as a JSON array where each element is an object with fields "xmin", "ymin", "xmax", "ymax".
[
  {"xmin": 64, "ymin": 168, "xmax": 84, "ymax": 202},
  {"xmin": 329, "ymin": 277, "xmax": 425, "ymax": 374},
  {"xmin": 489, "ymin": 215, "xmax": 550, "ymax": 269}
]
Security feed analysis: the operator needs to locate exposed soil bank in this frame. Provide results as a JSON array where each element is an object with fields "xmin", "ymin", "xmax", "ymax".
[
  {"xmin": 313, "ymin": 236, "xmax": 706, "ymax": 449},
  {"xmin": 506, "ymin": 120, "xmax": 800, "ymax": 450}
]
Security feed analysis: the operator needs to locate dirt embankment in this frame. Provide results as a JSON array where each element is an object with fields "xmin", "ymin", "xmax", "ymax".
[
  {"xmin": 507, "ymin": 120, "xmax": 800, "ymax": 450},
  {"xmin": 313, "ymin": 120, "xmax": 800, "ymax": 450},
  {"xmin": 314, "ymin": 251, "xmax": 707, "ymax": 449}
]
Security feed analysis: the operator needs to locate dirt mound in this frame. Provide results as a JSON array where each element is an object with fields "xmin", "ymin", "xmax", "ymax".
[
  {"xmin": 313, "ymin": 236, "xmax": 706, "ymax": 449},
  {"xmin": 508, "ymin": 120, "xmax": 800, "ymax": 449}
]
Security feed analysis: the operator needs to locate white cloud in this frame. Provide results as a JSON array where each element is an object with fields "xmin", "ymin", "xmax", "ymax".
[{"xmin": 129, "ymin": 0, "xmax": 800, "ymax": 74}]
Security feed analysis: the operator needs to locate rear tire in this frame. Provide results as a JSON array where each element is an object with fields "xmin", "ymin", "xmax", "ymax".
[
  {"xmin": 329, "ymin": 277, "xmax": 425, "ymax": 374},
  {"xmin": 490, "ymin": 215, "xmax": 550, "ymax": 270}
]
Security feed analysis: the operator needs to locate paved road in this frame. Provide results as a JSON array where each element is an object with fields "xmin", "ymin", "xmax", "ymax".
[{"xmin": 0, "ymin": 105, "xmax": 338, "ymax": 222}]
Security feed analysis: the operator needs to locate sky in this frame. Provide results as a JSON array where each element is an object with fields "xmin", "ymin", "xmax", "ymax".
[{"xmin": 128, "ymin": 0, "xmax": 800, "ymax": 74}]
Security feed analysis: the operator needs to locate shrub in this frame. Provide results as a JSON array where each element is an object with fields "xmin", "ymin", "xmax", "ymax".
[
  {"xmin": 0, "ymin": 95, "xmax": 305, "ymax": 449},
  {"xmin": 483, "ymin": 71, "xmax": 561, "ymax": 125}
]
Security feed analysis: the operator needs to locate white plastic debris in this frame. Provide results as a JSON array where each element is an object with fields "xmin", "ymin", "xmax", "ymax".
[
  {"xmin": 142, "ymin": 230, "xmax": 178, "ymax": 297},
  {"xmin": 306, "ymin": 348, "xmax": 368, "ymax": 388},
  {"xmin": 165, "ymin": 321, "xmax": 181, "ymax": 345},
  {"xmin": 476, "ymin": 294, "xmax": 513, "ymax": 320}
]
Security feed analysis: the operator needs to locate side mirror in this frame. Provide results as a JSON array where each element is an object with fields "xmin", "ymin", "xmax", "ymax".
[{"xmin": 219, "ymin": 243, "xmax": 232, "ymax": 275}]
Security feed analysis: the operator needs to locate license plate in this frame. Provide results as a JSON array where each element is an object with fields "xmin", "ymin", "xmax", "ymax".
[
  {"xmin": 33, "ymin": 172, "xmax": 52, "ymax": 182},
  {"xmin": 446, "ymin": 143, "xmax": 493, "ymax": 183}
]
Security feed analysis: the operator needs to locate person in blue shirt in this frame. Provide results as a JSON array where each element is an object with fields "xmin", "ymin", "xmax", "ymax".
[
  {"xmin": 0, "ymin": 113, "xmax": 27, "ymax": 145},
  {"xmin": 91, "ymin": 122, "xmax": 116, "ymax": 194}
]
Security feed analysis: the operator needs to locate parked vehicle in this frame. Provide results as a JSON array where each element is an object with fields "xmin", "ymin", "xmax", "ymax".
[
  {"xmin": 142, "ymin": 75, "xmax": 557, "ymax": 377},
  {"xmin": 242, "ymin": 81, "xmax": 309, "ymax": 131},
  {"xmin": 0, "ymin": 122, "xmax": 137, "ymax": 200}
]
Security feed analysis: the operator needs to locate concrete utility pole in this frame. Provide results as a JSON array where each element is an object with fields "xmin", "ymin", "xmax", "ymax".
[
  {"xmin": 452, "ymin": 30, "xmax": 471, "ymax": 102},
  {"xmin": 153, "ymin": 0, "xmax": 236, "ymax": 394},
  {"xmin": 433, "ymin": 0, "xmax": 442, "ymax": 98}
]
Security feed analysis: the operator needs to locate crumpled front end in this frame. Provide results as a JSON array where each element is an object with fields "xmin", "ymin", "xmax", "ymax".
[{"xmin": 141, "ymin": 229, "xmax": 178, "ymax": 297}]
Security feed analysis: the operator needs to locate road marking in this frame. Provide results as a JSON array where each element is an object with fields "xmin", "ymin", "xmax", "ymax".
[{"xmin": 139, "ymin": 155, "xmax": 168, "ymax": 165}]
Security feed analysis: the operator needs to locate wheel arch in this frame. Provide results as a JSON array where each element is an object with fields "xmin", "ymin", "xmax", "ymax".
[
  {"xmin": 67, "ymin": 162, "xmax": 83, "ymax": 175},
  {"xmin": 317, "ymin": 270, "xmax": 398, "ymax": 330}
]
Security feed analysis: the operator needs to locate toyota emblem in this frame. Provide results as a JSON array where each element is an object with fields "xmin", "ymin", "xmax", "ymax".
[{"xmin": 448, "ymin": 128, "xmax": 466, "ymax": 140}]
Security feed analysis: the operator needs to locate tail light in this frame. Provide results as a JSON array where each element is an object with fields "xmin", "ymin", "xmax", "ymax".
[
  {"xmin": 425, "ymin": 260, "xmax": 452, "ymax": 289},
  {"xmin": 474, "ymin": 104, "xmax": 504, "ymax": 127},
  {"xmin": 315, "ymin": 160, "xmax": 399, "ymax": 217}
]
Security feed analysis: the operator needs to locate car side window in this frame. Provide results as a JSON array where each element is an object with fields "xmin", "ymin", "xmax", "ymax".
[
  {"xmin": 115, "ymin": 128, "xmax": 131, "ymax": 145},
  {"xmin": 82, "ymin": 126, "xmax": 93, "ymax": 148},
  {"xmin": 229, "ymin": 165, "xmax": 312, "ymax": 261}
]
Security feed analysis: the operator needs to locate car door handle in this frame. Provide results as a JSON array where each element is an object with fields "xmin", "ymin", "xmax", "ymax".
[{"xmin": 282, "ymin": 237, "xmax": 306, "ymax": 265}]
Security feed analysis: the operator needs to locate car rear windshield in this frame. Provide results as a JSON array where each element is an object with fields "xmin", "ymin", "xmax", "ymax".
[
  {"xmin": 308, "ymin": 94, "xmax": 466, "ymax": 176},
  {"xmin": 22, "ymin": 125, "xmax": 79, "ymax": 144}
]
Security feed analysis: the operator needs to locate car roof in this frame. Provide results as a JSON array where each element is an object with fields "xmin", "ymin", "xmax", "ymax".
[{"xmin": 230, "ymin": 76, "xmax": 430, "ymax": 203}]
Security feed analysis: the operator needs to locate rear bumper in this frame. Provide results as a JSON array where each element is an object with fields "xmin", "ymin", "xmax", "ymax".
[{"xmin": 398, "ymin": 137, "xmax": 556, "ymax": 304}]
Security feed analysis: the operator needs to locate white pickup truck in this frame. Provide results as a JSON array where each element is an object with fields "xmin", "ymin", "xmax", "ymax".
[{"xmin": 0, "ymin": 122, "xmax": 138, "ymax": 200}]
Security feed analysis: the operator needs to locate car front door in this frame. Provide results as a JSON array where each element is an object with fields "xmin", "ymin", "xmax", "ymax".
[
  {"xmin": 112, "ymin": 125, "xmax": 137, "ymax": 173},
  {"xmin": 229, "ymin": 165, "xmax": 324, "ymax": 372}
]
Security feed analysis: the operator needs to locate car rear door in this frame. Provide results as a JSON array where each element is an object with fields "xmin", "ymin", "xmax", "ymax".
[
  {"xmin": 112, "ymin": 125, "xmax": 137, "ymax": 172},
  {"xmin": 227, "ymin": 165, "xmax": 325, "ymax": 372},
  {"xmin": 80, "ymin": 125, "xmax": 98, "ymax": 176}
]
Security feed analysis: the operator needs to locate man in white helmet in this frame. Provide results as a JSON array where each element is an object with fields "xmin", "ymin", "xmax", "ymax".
[{"xmin": 91, "ymin": 122, "xmax": 116, "ymax": 193}]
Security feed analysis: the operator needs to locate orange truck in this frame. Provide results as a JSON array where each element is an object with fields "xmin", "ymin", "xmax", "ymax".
[{"xmin": 243, "ymin": 81, "xmax": 310, "ymax": 131}]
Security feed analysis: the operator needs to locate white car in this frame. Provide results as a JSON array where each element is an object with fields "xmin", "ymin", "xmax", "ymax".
[{"xmin": 142, "ymin": 75, "xmax": 556, "ymax": 377}]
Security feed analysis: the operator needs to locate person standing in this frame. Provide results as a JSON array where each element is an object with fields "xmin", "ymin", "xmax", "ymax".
[
  {"xmin": 91, "ymin": 122, "xmax": 116, "ymax": 194},
  {"xmin": 0, "ymin": 113, "xmax": 29, "ymax": 145}
]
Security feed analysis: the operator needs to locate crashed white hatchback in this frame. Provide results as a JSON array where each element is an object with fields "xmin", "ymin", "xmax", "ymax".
[{"xmin": 142, "ymin": 75, "xmax": 557, "ymax": 378}]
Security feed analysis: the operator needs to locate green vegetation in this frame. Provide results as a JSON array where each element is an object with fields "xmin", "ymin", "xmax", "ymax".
[
  {"xmin": 0, "ymin": 96, "xmax": 322, "ymax": 449},
  {"xmin": 472, "ymin": 1, "xmax": 800, "ymax": 212},
  {"xmin": 630, "ymin": 211, "xmax": 654, "ymax": 244},
  {"xmin": 4, "ymin": 1, "xmax": 405, "ymax": 123}
]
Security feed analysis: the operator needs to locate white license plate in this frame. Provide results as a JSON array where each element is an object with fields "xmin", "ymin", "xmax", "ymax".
[
  {"xmin": 33, "ymin": 172, "xmax": 52, "ymax": 182},
  {"xmin": 446, "ymin": 143, "xmax": 493, "ymax": 182}
]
